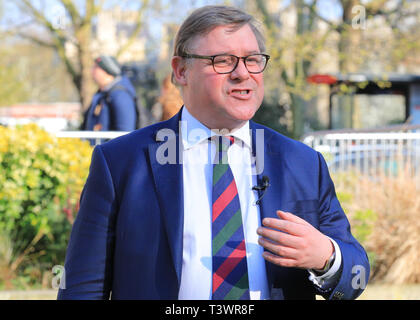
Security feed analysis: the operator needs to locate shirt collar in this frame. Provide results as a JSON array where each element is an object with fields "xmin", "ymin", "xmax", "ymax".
[{"xmin": 181, "ymin": 106, "xmax": 252, "ymax": 150}]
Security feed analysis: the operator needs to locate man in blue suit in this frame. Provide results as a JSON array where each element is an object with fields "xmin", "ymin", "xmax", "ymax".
[{"xmin": 58, "ymin": 5, "xmax": 369, "ymax": 300}]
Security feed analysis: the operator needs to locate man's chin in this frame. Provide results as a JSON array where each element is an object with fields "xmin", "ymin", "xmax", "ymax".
[
  {"xmin": 228, "ymin": 106, "xmax": 259, "ymax": 122},
  {"xmin": 219, "ymin": 111, "xmax": 256, "ymax": 131}
]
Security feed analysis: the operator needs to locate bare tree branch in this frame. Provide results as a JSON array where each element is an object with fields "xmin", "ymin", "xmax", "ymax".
[
  {"xmin": 15, "ymin": 32, "xmax": 55, "ymax": 48},
  {"xmin": 11, "ymin": 0, "xmax": 79, "ymax": 86},
  {"xmin": 304, "ymin": 1, "xmax": 342, "ymax": 32},
  {"xmin": 365, "ymin": 0, "xmax": 403, "ymax": 16},
  {"xmin": 61, "ymin": 0, "xmax": 81, "ymax": 27},
  {"xmin": 116, "ymin": 0, "xmax": 150, "ymax": 58},
  {"xmin": 16, "ymin": 0, "xmax": 67, "ymax": 40},
  {"xmin": 84, "ymin": 0, "xmax": 99, "ymax": 24},
  {"xmin": 255, "ymin": 0, "xmax": 274, "ymax": 31}
]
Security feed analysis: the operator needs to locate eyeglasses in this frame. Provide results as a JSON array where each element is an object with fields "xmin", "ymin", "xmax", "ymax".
[{"xmin": 181, "ymin": 53, "xmax": 270, "ymax": 74}]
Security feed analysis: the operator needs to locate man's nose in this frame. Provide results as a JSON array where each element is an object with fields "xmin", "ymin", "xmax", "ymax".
[{"xmin": 230, "ymin": 58, "xmax": 250, "ymax": 81}]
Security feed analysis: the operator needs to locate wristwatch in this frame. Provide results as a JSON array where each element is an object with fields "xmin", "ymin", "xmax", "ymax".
[{"xmin": 311, "ymin": 251, "xmax": 336, "ymax": 276}]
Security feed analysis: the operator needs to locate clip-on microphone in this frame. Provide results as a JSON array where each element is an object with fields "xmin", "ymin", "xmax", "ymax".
[{"xmin": 252, "ymin": 175, "xmax": 270, "ymax": 205}]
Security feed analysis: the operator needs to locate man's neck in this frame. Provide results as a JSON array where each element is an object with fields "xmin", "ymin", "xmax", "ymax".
[
  {"xmin": 184, "ymin": 105, "xmax": 247, "ymax": 133},
  {"xmin": 99, "ymin": 76, "xmax": 119, "ymax": 91}
]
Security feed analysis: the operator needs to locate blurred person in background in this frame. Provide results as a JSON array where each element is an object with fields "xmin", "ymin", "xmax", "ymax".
[
  {"xmin": 82, "ymin": 55, "xmax": 137, "ymax": 132},
  {"xmin": 152, "ymin": 74, "xmax": 183, "ymax": 121}
]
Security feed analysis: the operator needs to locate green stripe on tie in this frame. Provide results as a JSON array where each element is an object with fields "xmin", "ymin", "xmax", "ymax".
[
  {"xmin": 213, "ymin": 163, "xmax": 228, "ymax": 186},
  {"xmin": 224, "ymin": 273, "xmax": 249, "ymax": 300},
  {"xmin": 212, "ymin": 209, "xmax": 242, "ymax": 256}
]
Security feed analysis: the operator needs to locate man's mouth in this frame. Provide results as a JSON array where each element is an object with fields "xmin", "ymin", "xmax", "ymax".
[
  {"xmin": 237, "ymin": 90, "xmax": 250, "ymax": 94},
  {"xmin": 229, "ymin": 89, "xmax": 252, "ymax": 99}
]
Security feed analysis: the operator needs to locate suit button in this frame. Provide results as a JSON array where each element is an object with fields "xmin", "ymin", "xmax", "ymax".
[{"xmin": 332, "ymin": 291, "xmax": 344, "ymax": 300}]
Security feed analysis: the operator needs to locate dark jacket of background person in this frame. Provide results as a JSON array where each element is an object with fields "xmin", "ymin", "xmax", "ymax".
[{"xmin": 82, "ymin": 75, "xmax": 137, "ymax": 132}]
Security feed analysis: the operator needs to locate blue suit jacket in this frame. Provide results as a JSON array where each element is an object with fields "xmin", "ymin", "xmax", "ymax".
[{"xmin": 58, "ymin": 110, "xmax": 369, "ymax": 300}]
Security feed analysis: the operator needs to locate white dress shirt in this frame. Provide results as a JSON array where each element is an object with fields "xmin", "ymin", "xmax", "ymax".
[{"xmin": 177, "ymin": 106, "xmax": 341, "ymax": 300}]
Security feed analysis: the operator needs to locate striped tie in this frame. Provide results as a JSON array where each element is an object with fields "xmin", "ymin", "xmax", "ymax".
[{"xmin": 211, "ymin": 135, "xmax": 250, "ymax": 300}]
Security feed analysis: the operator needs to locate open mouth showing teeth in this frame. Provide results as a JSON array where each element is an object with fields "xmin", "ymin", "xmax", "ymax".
[{"xmin": 233, "ymin": 90, "xmax": 250, "ymax": 94}]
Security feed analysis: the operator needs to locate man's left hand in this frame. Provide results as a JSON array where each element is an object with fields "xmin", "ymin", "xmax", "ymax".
[{"xmin": 257, "ymin": 210, "xmax": 334, "ymax": 270}]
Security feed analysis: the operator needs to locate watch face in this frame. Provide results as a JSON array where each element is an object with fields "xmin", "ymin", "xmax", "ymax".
[
  {"xmin": 326, "ymin": 252, "xmax": 336, "ymax": 269},
  {"xmin": 311, "ymin": 251, "xmax": 336, "ymax": 275},
  {"xmin": 322, "ymin": 252, "xmax": 336, "ymax": 272}
]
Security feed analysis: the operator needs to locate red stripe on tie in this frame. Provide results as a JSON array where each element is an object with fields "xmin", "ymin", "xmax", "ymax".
[
  {"xmin": 212, "ymin": 240, "xmax": 246, "ymax": 293},
  {"xmin": 212, "ymin": 180, "xmax": 238, "ymax": 222}
]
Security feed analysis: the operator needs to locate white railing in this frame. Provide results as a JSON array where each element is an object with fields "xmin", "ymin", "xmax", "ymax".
[
  {"xmin": 54, "ymin": 128, "xmax": 420, "ymax": 179},
  {"xmin": 55, "ymin": 130, "xmax": 130, "ymax": 145},
  {"xmin": 303, "ymin": 130, "xmax": 420, "ymax": 179}
]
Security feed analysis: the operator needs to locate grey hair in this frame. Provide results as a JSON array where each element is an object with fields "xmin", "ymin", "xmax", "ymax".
[{"xmin": 173, "ymin": 5, "xmax": 266, "ymax": 59}]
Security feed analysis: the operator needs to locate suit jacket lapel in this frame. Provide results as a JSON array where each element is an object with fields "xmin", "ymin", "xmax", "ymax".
[
  {"xmin": 250, "ymin": 121, "xmax": 284, "ymax": 221},
  {"xmin": 148, "ymin": 110, "xmax": 184, "ymax": 287},
  {"xmin": 250, "ymin": 121, "xmax": 285, "ymax": 293}
]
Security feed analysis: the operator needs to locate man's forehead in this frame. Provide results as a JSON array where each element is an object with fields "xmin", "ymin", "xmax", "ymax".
[{"xmin": 189, "ymin": 24, "xmax": 260, "ymax": 54}]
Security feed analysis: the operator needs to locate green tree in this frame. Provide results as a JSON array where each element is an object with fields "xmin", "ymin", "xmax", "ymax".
[
  {"xmin": 252, "ymin": 0, "xmax": 329, "ymax": 138},
  {"xmin": 251, "ymin": 0, "xmax": 420, "ymax": 138},
  {"xmin": 0, "ymin": 48, "xmax": 31, "ymax": 106}
]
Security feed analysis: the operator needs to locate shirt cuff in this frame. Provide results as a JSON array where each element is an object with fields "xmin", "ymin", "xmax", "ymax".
[{"xmin": 307, "ymin": 237, "xmax": 342, "ymax": 288}]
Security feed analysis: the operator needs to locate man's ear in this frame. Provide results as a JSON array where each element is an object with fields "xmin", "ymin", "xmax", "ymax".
[{"xmin": 171, "ymin": 56, "xmax": 188, "ymax": 86}]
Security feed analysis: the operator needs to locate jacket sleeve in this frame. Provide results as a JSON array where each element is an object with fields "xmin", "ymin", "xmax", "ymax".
[
  {"xmin": 108, "ymin": 90, "xmax": 137, "ymax": 131},
  {"xmin": 314, "ymin": 152, "xmax": 370, "ymax": 300},
  {"xmin": 57, "ymin": 145, "xmax": 117, "ymax": 300}
]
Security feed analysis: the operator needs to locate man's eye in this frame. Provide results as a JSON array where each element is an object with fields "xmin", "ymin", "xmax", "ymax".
[
  {"xmin": 247, "ymin": 57, "xmax": 262, "ymax": 64},
  {"xmin": 214, "ymin": 57, "xmax": 233, "ymax": 65}
]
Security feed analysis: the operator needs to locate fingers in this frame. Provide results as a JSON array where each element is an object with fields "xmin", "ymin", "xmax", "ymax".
[
  {"xmin": 260, "ymin": 213, "xmax": 308, "ymax": 237},
  {"xmin": 261, "ymin": 251, "xmax": 297, "ymax": 268},
  {"xmin": 257, "ymin": 210, "xmax": 332, "ymax": 269},
  {"xmin": 258, "ymin": 228, "xmax": 302, "ymax": 249},
  {"xmin": 258, "ymin": 237, "xmax": 299, "ymax": 259},
  {"xmin": 276, "ymin": 210, "xmax": 310, "ymax": 226},
  {"xmin": 257, "ymin": 210, "xmax": 312, "ymax": 268}
]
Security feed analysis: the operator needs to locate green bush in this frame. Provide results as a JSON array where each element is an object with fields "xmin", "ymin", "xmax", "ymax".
[{"xmin": 0, "ymin": 123, "xmax": 92, "ymax": 288}]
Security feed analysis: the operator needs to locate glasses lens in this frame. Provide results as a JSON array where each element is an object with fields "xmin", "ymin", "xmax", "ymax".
[
  {"xmin": 245, "ymin": 54, "xmax": 267, "ymax": 73},
  {"xmin": 213, "ymin": 55, "xmax": 238, "ymax": 73}
]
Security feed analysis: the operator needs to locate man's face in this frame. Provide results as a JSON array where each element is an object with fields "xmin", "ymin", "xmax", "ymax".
[
  {"xmin": 91, "ymin": 64, "xmax": 102, "ymax": 84},
  {"xmin": 178, "ymin": 24, "xmax": 265, "ymax": 131},
  {"xmin": 91, "ymin": 63, "xmax": 112, "ymax": 87}
]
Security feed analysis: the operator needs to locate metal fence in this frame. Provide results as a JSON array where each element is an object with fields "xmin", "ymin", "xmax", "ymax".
[
  {"xmin": 54, "ymin": 126, "xmax": 420, "ymax": 179},
  {"xmin": 302, "ymin": 126, "xmax": 420, "ymax": 179},
  {"xmin": 55, "ymin": 130, "xmax": 129, "ymax": 146}
]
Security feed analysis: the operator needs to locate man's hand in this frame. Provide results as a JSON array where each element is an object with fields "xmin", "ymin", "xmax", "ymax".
[{"xmin": 257, "ymin": 210, "xmax": 334, "ymax": 270}]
